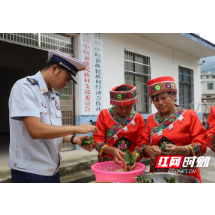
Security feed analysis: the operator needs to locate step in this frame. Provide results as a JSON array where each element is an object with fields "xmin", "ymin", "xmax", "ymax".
[
  {"xmin": 0, "ymin": 156, "xmax": 149, "ymax": 183},
  {"xmin": 0, "ymin": 175, "xmax": 12, "ymax": 183},
  {"xmin": 59, "ymin": 158, "xmax": 98, "ymax": 176},
  {"xmin": 0, "ymin": 158, "xmax": 98, "ymax": 183},
  {"xmin": 60, "ymin": 169, "xmax": 95, "ymax": 183}
]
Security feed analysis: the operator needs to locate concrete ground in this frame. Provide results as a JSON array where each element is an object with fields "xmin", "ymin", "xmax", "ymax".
[
  {"xmin": 0, "ymin": 137, "xmax": 98, "ymax": 182},
  {"xmin": 199, "ymin": 149, "xmax": 215, "ymax": 183},
  {"xmin": 0, "ymin": 135, "xmax": 215, "ymax": 183}
]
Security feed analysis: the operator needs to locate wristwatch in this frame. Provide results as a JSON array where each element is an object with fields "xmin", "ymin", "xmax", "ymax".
[{"xmin": 70, "ymin": 134, "xmax": 76, "ymax": 145}]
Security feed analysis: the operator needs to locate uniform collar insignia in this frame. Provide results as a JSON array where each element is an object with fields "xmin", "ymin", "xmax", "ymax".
[
  {"xmin": 55, "ymin": 91, "xmax": 60, "ymax": 96},
  {"xmin": 26, "ymin": 78, "xmax": 39, "ymax": 85}
]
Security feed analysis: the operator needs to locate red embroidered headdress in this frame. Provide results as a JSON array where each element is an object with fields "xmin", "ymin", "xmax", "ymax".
[
  {"xmin": 147, "ymin": 76, "xmax": 177, "ymax": 98},
  {"xmin": 110, "ymin": 84, "xmax": 137, "ymax": 106}
]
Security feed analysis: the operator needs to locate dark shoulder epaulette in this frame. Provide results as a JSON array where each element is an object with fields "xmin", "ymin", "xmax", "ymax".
[
  {"xmin": 26, "ymin": 78, "xmax": 39, "ymax": 85},
  {"xmin": 55, "ymin": 91, "xmax": 60, "ymax": 96}
]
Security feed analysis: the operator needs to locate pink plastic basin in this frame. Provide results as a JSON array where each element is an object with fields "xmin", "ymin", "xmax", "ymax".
[{"xmin": 91, "ymin": 161, "xmax": 146, "ymax": 183}]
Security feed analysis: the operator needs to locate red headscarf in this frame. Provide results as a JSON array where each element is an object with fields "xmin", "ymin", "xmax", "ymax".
[
  {"xmin": 147, "ymin": 76, "xmax": 177, "ymax": 98},
  {"xmin": 110, "ymin": 84, "xmax": 137, "ymax": 106}
]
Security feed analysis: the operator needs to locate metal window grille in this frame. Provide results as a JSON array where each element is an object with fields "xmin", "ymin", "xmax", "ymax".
[
  {"xmin": 190, "ymin": 102, "xmax": 215, "ymax": 130},
  {"xmin": 124, "ymin": 49, "xmax": 151, "ymax": 113},
  {"xmin": 0, "ymin": 33, "xmax": 38, "ymax": 47},
  {"xmin": 41, "ymin": 33, "xmax": 73, "ymax": 55},
  {"xmin": 179, "ymin": 66, "xmax": 194, "ymax": 109},
  {"xmin": 57, "ymin": 80, "xmax": 75, "ymax": 151},
  {"xmin": 0, "ymin": 33, "xmax": 73, "ymax": 55}
]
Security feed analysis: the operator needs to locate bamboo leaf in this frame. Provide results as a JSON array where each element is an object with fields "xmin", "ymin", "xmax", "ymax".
[
  {"xmin": 123, "ymin": 150, "xmax": 136, "ymax": 169},
  {"xmin": 80, "ymin": 136, "xmax": 94, "ymax": 146},
  {"xmin": 164, "ymin": 175, "xmax": 176, "ymax": 183}
]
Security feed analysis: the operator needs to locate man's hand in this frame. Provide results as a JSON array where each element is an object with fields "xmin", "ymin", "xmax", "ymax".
[
  {"xmin": 75, "ymin": 123, "xmax": 98, "ymax": 134},
  {"xmin": 147, "ymin": 145, "xmax": 162, "ymax": 160},
  {"xmin": 73, "ymin": 136, "xmax": 92, "ymax": 152}
]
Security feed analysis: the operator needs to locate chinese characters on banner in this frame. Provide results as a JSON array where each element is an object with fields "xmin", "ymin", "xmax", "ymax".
[
  {"xmin": 80, "ymin": 33, "xmax": 103, "ymax": 115},
  {"xmin": 92, "ymin": 33, "xmax": 102, "ymax": 114},
  {"xmin": 80, "ymin": 33, "xmax": 92, "ymax": 114}
]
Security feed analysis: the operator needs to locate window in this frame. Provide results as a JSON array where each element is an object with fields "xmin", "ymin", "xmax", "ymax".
[
  {"xmin": 41, "ymin": 33, "xmax": 73, "ymax": 55},
  {"xmin": 124, "ymin": 49, "xmax": 151, "ymax": 113},
  {"xmin": 0, "ymin": 33, "xmax": 73, "ymax": 55},
  {"xmin": 179, "ymin": 66, "xmax": 194, "ymax": 109},
  {"xmin": 202, "ymin": 76, "xmax": 207, "ymax": 79},
  {"xmin": 0, "ymin": 33, "xmax": 38, "ymax": 47},
  {"xmin": 207, "ymin": 83, "xmax": 214, "ymax": 90},
  {"xmin": 56, "ymin": 45, "xmax": 74, "ymax": 151}
]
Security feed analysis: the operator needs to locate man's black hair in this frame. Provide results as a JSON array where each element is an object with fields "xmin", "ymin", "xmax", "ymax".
[
  {"xmin": 115, "ymin": 85, "xmax": 132, "ymax": 91},
  {"xmin": 41, "ymin": 60, "xmax": 65, "ymax": 72}
]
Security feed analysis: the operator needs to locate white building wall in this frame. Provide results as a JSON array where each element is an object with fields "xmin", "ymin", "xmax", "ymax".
[
  {"xmin": 74, "ymin": 33, "xmax": 202, "ymax": 121},
  {"xmin": 102, "ymin": 33, "xmax": 201, "ymax": 114}
]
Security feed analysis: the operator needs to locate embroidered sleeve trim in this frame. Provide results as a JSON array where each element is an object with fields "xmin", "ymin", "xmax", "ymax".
[
  {"xmin": 187, "ymin": 145, "xmax": 195, "ymax": 156},
  {"xmin": 92, "ymin": 142, "xmax": 107, "ymax": 155},
  {"xmin": 99, "ymin": 145, "xmax": 108, "ymax": 156},
  {"xmin": 134, "ymin": 144, "xmax": 147, "ymax": 159},
  {"xmin": 187, "ymin": 143, "xmax": 202, "ymax": 157},
  {"xmin": 133, "ymin": 152, "xmax": 140, "ymax": 162}
]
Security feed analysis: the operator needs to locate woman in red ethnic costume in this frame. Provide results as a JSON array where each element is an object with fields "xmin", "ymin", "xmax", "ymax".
[
  {"xmin": 207, "ymin": 106, "xmax": 215, "ymax": 152},
  {"xmin": 142, "ymin": 76, "xmax": 207, "ymax": 182},
  {"xmin": 92, "ymin": 84, "xmax": 146, "ymax": 170}
]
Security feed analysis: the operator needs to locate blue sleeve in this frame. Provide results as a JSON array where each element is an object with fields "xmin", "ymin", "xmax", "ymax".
[{"xmin": 9, "ymin": 81, "xmax": 40, "ymax": 120}]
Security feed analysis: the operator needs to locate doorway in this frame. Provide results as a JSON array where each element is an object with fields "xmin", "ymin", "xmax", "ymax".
[{"xmin": 0, "ymin": 41, "xmax": 48, "ymax": 158}]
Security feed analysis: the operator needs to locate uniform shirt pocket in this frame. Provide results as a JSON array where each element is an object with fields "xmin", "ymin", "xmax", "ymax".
[
  {"xmin": 40, "ymin": 109, "xmax": 50, "ymax": 124},
  {"xmin": 52, "ymin": 111, "xmax": 62, "ymax": 126}
]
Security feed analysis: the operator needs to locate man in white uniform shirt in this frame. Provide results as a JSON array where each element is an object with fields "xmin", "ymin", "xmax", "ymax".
[{"xmin": 9, "ymin": 49, "xmax": 98, "ymax": 183}]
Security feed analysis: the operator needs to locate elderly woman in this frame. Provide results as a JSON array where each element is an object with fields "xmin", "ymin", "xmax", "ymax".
[
  {"xmin": 142, "ymin": 76, "xmax": 207, "ymax": 182},
  {"xmin": 93, "ymin": 84, "xmax": 146, "ymax": 170}
]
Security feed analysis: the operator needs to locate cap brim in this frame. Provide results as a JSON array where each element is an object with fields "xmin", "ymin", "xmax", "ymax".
[{"xmin": 68, "ymin": 72, "xmax": 77, "ymax": 84}]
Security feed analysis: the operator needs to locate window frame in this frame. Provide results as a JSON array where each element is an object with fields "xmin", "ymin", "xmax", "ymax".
[
  {"xmin": 124, "ymin": 49, "xmax": 151, "ymax": 114},
  {"xmin": 207, "ymin": 83, "xmax": 214, "ymax": 90},
  {"xmin": 179, "ymin": 65, "xmax": 194, "ymax": 109}
]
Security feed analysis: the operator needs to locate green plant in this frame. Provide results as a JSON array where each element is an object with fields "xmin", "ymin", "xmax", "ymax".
[
  {"xmin": 135, "ymin": 172, "xmax": 155, "ymax": 183},
  {"xmin": 160, "ymin": 141, "xmax": 167, "ymax": 152},
  {"xmin": 164, "ymin": 175, "xmax": 176, "ymax": 183},
  {"xmin": 80, "ymin": 136, "xmax": 94, "ymax": 146},
  {"xmin": 123, "ymin": 150, "xmax": 136, "ymax": 171}
]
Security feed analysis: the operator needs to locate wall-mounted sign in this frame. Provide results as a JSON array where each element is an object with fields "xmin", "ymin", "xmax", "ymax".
[{"xmin": 80, "ymin": 33, "xmax": 103, "ymax": 115}]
